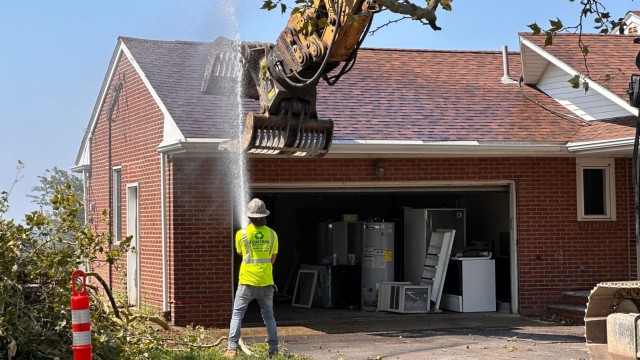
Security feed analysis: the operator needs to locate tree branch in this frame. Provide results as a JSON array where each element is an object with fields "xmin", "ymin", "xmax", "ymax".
[{"xmin": 375, "ymin": 0, "xmax": 442, "ymax": 30}]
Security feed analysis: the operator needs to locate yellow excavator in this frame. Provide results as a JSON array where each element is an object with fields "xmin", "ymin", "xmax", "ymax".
[{"xmin": 202, "ymin": 0, "xmax": 379, "ymax": 157}]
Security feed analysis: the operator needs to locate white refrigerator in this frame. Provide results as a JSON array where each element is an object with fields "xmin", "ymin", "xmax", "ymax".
[{"xmin": 403, "ymin": 208, "xmax": 466, "ymax": 285}]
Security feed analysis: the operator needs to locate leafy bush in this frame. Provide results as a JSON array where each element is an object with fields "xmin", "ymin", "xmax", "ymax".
[
  {"xmin": 0, "ymin": 183, "xmax": 161, "ymax": 359},
  {"xmin": 0, "ymin": 179, "xmax": 308, "ymax": 359}
]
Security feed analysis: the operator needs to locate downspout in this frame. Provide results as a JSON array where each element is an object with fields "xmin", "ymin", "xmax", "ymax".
[
  {"xmin": 160, "ymin": 152, "xmax": 169, "ymax": 317},
  {"xmin": 630, "ymin": 41, "xmax": 640, "ymax": 279},
  {"xmin": 106, "ymin": 81, "xmax": 123, "ymax": 289},
  {"xmin": 633, "ymin": 113, "xmax": 640, "ymax": 279}
]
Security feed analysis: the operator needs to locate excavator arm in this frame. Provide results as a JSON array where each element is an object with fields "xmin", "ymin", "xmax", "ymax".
[{"xmin": 202, "ymin": 0, "xmax": 378, "ymax": 157}]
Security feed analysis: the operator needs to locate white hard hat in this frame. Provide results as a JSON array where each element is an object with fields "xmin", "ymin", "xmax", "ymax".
[{"xmin": 246, "ymin": 198, "xmax": 270, "ymax": 218}]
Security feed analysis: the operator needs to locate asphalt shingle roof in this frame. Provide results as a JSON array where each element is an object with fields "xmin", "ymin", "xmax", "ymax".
[{"xmin": 121, "ymin": 34, "xmax": 638, "ymax": 145}]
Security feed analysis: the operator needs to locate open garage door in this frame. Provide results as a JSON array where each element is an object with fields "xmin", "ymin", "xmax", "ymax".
[{"xmin": 235, "ymin": 183, "xmax": 516, "ymax": 320}]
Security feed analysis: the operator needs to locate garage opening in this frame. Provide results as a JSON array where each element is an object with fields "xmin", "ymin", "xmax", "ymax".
[{"xmin": 235, "ymin": 184, "xmax": 514, "ymax": 321}]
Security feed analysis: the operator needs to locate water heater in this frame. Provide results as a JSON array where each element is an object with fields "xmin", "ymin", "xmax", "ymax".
[{"xmin": 361, "ymin": 222, "xmax": 394, "ymax": 311}]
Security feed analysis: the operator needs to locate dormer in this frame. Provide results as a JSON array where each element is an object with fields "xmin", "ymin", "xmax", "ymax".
[{"xmin": 612, "ymin": 11, "xmax": 640, "ymax": 35}]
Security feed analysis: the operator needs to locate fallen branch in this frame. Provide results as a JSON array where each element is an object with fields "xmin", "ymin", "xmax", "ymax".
[
  {"xmin": 239, "ymin": 337, "xmax": 255, "ymax": 356},
  {"xmin": 86, "ymin": 271, "xmax": 120, "ymax": 319}
]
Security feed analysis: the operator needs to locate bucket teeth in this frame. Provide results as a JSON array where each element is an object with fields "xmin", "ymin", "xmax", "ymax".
[{"xmin": 240, "ymin": 112, "xmax": 333, "ymax": 157}]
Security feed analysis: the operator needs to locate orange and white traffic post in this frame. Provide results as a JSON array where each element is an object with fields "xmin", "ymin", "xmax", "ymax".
[{"xmin": 71, "ymin": 269, "xmax": 92, "ymax": 360}]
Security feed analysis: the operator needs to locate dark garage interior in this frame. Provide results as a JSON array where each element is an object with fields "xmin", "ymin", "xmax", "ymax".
[{"xmin": 235, "ymin": 187, "xmax": 512, "ymax": 319}]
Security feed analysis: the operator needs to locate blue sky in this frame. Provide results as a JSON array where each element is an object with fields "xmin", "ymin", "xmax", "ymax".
[{"xmin": 0, "ymin": 0, "xmax": 635, "ymax": 220}]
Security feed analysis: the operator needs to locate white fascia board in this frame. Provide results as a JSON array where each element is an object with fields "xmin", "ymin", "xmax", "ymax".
[
  {"xmin": 519, "ymin": 37, "xmax": 638, "ymax": 117},
  {"xmin": 157, "ymin": 138, "xmax": 570, "ymax": 157},
  {"xmin": 76, "ymin": 41, "xmax": 185, "ymax": 167},
  {"xmin": 120, "ymin": 43, "xmax": 185, "ymax": 143},
  {"xmin": 567, "ymin": 137, "xmax": 635, "ymax": 155},
  {"xmin": 75, "ymin": 43, "xmax": 123, "ymax": 166},
  {"xmin": 156, "ymin": 138, "xmax": 227, "ymax": 156}
]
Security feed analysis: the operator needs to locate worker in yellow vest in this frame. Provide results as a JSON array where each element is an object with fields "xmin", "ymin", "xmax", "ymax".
[{"xmin": 225, "ymin": 198, "xmax": 279, "ymax": 358}]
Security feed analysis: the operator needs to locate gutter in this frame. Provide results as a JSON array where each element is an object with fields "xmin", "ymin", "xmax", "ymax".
[
  {"xmin": 567, "ymin": 137, "xmax": 635, "ymax": 154},
  {"xmin": 157, "ymin": 138, "xmax": 571, "ymax": 158}
]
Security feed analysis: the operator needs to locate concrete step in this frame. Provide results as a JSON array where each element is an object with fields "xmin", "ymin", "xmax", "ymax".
[
  {"xmin": 544, "ymin": 290, "xmax": 590, "ymax": 324},
  {"xmin": 545, "ymin": 304, "xmax": 586, "ymax": 324},
  {"xmin": 561, "ymin": 290, "xmax": 590, "ymax": 306}
]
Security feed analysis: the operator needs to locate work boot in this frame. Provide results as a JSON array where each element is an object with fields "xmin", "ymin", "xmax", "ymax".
[
  {"xmin": 268, "ymin": 351, "xmax": 278, "ymax": 358},
  {"xmin": 224, "ymin": 349, "xmax": 237, "ymax": 358}
]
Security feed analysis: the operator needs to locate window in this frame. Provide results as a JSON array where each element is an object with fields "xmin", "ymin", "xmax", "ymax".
[
  {"xmin": 113, "ymin": 167, "xmax": 122, "ymax": 243},
  {"xmin": 576, "ymin": 158, "xmax": 615, "ymax": 221}
]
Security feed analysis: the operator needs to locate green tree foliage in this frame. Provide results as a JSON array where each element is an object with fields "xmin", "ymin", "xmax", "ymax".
[
  {"xmin": 0, "ymin": 182, "xmax": 163, "ymax": 359},
  {"xmin": 28, "ymin": 167, "xmax": 84, "ymax": 227}
]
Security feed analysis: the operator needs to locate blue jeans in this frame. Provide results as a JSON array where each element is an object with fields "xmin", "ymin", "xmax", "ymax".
[{"xmin": 228, "ymin": 284, "xmax": 279, "ymax": 352}]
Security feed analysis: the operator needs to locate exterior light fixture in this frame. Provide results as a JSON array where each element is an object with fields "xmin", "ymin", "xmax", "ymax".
[{"xmin": 375, "ymin": 160, "xmax": 384, "ymax": 178}]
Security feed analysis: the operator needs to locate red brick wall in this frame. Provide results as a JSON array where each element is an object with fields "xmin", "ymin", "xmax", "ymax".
[
  {"xmin": 87, "ymin": 52, "xmax": 165, "ymax": 312},
  {"xmin": 86, "ymin": 54, "xmax": 636, "ymax": 325},
  {"xmin": 167, "ymin": 156, "xmax": 234, "ymax": 326}
]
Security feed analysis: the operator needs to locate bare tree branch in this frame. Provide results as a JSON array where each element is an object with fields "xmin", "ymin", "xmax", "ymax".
[{"xmin": 375, "ymin": 0, "xmax": 442, "ymax": 30}]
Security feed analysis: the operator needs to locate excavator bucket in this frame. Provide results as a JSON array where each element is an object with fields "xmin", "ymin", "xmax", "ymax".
[
  {"xmin": 202, "ymin": 37, "xmax": 259, "ymax": 99},
  {"xmin": 204, "ymin": 37, "xmax": 335, "ymax": 157},
  {"xmin": 235, "ymin": 112, "xmax": 333, "ymax": 157}
]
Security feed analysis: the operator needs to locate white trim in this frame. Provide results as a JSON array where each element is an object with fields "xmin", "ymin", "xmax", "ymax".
[
  {"xmin": 112, "ymin": 167, "xmax": 123, "ymax": 244},
  {"xmin": 520, "ymin": 37, "xmax": 639, "ymax": 117},
  {"xmin": 568, "ymin": 137, "xmax": 635, "ymax": 153},
  {"xmin": 576, "ymin": 158, "xmax": 616, "ymax": 221},
  {"xmin": 252, "ymin": 180, "xmax": 513, "ymax": 191},
  {"xmin": 76, "ymin": 40, "xmax": 185, "ymax": 168},
  {"xmin": 508, "ymin": 181, "xmax": 518, "ymax": 314},
  {"xmin": 156, "ymin": 138, "xmax": 571, "ymax": 157},
  {"xmin": 160, "ymin": 153, "xmax": 168, "ymax": 313},
  {"xmin": 76, "ymin": 46, "xmax": 124, "ymax": 167},
  {"xmin": 126, "ymin": 183, "xmax": 140, "ymax": 308}
]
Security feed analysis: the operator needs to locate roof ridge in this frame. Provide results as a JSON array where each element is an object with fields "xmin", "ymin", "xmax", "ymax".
[
  {"xmin": 359, "ymin": 47, "xmax": 516, "ymax": 54},
  {"xmin": 118, "ymin": 36, "xmax": 209, "ymax": 45},
  {"xmin": 519, "ymin": 31, "xmax": 632, "ymax": 39}
]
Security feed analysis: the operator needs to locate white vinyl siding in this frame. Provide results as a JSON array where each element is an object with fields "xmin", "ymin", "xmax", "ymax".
[
  {"xmin": 537, "ymin": 65, "xmax": 630, "ymax": 121},
  {"xmin": 520, "ymin": 46, "xmax": 549, "ymax": 84}
]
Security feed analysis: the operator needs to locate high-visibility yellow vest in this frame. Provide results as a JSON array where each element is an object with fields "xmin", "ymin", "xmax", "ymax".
[{"xmin": 235, "ymin": 224, "xmax": 278, "ymax": 286}]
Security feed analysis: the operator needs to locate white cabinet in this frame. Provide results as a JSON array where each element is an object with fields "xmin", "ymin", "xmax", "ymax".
[{"xmin": 440, "ymin": 258, "xmax": 496, "ymax": 312}]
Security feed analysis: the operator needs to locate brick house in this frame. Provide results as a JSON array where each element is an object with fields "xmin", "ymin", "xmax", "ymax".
[{"xmin": 75, "ymin": 23, "xmax": 640, "ymax": 326}]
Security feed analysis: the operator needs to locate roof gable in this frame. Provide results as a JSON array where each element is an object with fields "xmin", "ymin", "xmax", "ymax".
[{"xmin": 520, "ymin": 33, "xmax": 638, "ymax": 121}]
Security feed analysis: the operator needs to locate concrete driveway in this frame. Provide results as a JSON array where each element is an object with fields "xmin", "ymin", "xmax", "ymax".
[{"xmin": 240, "ymin": 306, "xmax": 588, "ymax": 359}]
